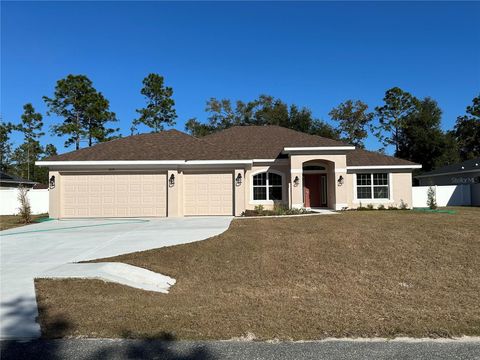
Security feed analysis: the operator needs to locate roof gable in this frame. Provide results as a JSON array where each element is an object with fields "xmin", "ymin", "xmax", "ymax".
[{"xmin": 203, "ymin": 125, "xmax": 351, "ymax": 159}]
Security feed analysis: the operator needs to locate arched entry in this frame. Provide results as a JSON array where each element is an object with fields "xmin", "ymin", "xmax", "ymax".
[{"xmin": 302, "ymin": 162, "xmax": 330, "ymax": 208}]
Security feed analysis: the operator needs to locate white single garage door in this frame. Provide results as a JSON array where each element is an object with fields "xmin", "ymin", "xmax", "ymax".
[
  {"xmin": 61, "ymin": 173, "xmax": 167, "ymax": 217},
  {"xmin": 184, "ymin": 173, "xmax": 233, "ymax": 216}
]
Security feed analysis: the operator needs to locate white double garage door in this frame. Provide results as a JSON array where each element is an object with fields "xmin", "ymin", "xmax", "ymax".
[{"xmin": 61, "ymin": 172, "xmax": 233, "ymax": 217}]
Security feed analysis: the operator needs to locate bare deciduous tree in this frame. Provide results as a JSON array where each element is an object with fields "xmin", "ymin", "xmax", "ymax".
[{"xmin": 17, "ymin": 186, "xmax": 32, "ymax": 224}]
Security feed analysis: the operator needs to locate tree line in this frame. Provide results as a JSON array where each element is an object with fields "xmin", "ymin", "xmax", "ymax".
[
  {"xmin": 186, "ymin": 88, "xmax": 479, "ymax": 173},
  {"xmin": 0, "ymin": 73, "xmax": 175, "ymax": 183},
  {"xmin": 1, "ymin": 72, "xmax": 479, "ymax": 184}
]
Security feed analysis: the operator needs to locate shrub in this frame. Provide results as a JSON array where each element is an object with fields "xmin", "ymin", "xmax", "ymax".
[
  {"xmin": 388, "ymin": 205, "xmax": 398, "ymax": 210},
  {"xmin": 427, "ymin": 186, "xmax": 437, "ymax": 210},
  {"xmin": 242, "ymin": 204, "xmax": 310, "ymax": 217},
  {"xmin": 399, "ymin": 199, "xmax": 409, "ymax": 210},
  {"xmin": 285, "ymin": 207, "xmax": 309, "ymax": 215},
  {"xmin": 273, "ymin": 202, "xmax": 288, "ymax": 215},
  {"xmin": 17, "ymin": 186, "xmax": 32, "ymax": 224},
  {"xmin": 356, "ymin": 202, "xmax": 366, "ymax": 211},
  {"xmin": 377, "ymin": 204, "xmax": 386, "ymax": 210},
  {"xmin": 254, "ymin": 204, "xmax": 265, "ymax": 215},
  {"xmin": 366, "ymin": 204, "xmax": 374, "ymax": 210}
]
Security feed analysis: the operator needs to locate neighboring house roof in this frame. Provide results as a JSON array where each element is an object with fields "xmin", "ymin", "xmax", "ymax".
[
  {"xmin": 42, "ymin": 125, "xmax": 419, "ymax": 167},
  {"xmin": 416, "ymin": 157, "xmax": 480, "ymax": 178},
  {"xmin": 0, "ymin": 171, "xmax": 37, "ymax": 186}
]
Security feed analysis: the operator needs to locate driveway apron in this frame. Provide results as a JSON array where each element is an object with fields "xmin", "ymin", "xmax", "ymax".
[{"xmin": 0, "ymin": 217, "xmax": 232, "ymax": 339}]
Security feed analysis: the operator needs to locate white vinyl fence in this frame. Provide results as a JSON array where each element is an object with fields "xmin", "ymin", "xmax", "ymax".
[
  {"xmin": 412, "ymin": 185, "xmax": 471, "ymax": 207},
  {"xmin": 0, "ymin": 189, "xmax": 49, "ymax": 215}
]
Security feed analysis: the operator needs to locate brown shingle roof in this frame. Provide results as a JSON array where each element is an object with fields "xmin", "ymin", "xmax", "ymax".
[
  {"xmin": 203, "ymin": 125, "xmax": 350, "ymax": 159},
  {"xmin": 346, "ymin": 148, "xmax": 418, "ymax": 167},
  {"xmin": 45, "ymin": 129, "xmax": 239, "ymax": 161},
  {"xmin": 44, "ymin": 125, "xmax": 419, "ymax": 167},
  {"xmin": 204, "ymin": 126, "xmax": 418, "ymax": 166}
]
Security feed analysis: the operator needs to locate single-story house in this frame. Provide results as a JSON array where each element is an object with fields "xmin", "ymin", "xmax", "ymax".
[
  {"xmin": 0, "ymin": 171, "xmax": 37, "ymax": 189},
  {"xmin": 36, "ymin": 125, "xmax": 421, "ymax": 218},
  {"xmin": 416, "ymin": 157, "xmax": 480, "ymax": 186}
]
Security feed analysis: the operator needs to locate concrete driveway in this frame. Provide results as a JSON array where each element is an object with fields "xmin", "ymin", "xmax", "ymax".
[{"xmin": 0, "ymin": 217, "xmax": 232, "ymax": 340}]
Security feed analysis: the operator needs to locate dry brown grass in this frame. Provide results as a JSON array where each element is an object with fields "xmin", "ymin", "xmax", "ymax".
[
  {"xmin": 35, "ymin": 207, "xmax": 480, "ymax": 340},
  {"xmin": 0, "ymin": 214, "xmax": 48, "ymax": 231}
]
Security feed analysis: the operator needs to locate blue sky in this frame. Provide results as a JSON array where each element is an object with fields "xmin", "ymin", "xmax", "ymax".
[{"xmin": 2, "ymin": 1, "xmax": 479, "ymax": 154}]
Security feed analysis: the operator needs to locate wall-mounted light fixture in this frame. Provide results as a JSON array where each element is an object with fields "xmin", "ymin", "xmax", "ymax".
[
  {"xmin": 293, "ymin": 176, "xmax": 300, "ymax": 187},
  {"xmin": 49, "ymin": 175, "xmax": 56, "ymax": 189},
  {"xmin": 337, "ymin": 175, "xmax": 344, "ymax": 186},
  {"xmin": 169, "ymin": 173, "xmax": 175, "ymax": 187},
  {"xmin": 235, "ymin": 173, "xmax": 243, "ymax": 186}
]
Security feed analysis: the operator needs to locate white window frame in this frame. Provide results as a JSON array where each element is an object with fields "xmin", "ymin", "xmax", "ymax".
[
  {"xmin": 353, "ymin": 172, "xmax": 393, "ymax": 203},
  {"xmin": 250, "ymin": 170, "xmax": 285, "ymax": 205}
]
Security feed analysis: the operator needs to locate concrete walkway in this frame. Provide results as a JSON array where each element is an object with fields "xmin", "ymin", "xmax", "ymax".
[
  {"xmin": 38, "ymin": 262, "xmax": 177, "ymax": 293},
  {"xmin": 0, "ymin": 217, "xmax": 232, "ymax": 339}
]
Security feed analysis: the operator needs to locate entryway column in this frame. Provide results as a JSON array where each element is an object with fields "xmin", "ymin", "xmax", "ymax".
[
  {"xmin": 234, "ymin": 169, "xmax": 245, "ymax": 216},
  {"xmin": 167, "ymin": 169, "xmax": 182, "ymax": 217},
  {"xmin": 48, "ymin": 171, "xmax": 61, "ymax": 219},
  {"xmin": 290, "ymin": 157, "xmax": 304, "ymax": 208},
  {"xmin": 334, "ymin": 166, "xmax": 347, "ymax": 210}
]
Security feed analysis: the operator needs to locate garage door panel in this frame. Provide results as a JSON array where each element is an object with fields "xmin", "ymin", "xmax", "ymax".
[
  {"xmin": 89, "ymin": 196, "xmax": 101, "ymax": 205},
  {"xmin": 116, "ymin": 207, "xmax": 128, "ymax": 217},
  {"xmin": 89, "ymin": 208, "xmax": 101, "ymax": 217},
  {"xmin": 61, "ymin": 173, "xmax": 166, "ymax": 218},
  {"xmin": 184, "ymin": 173, "xmax": 233, "ymax": 216}
]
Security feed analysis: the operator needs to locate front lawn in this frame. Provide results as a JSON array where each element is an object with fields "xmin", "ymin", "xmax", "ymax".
[
  {"xmin": 35, "ymin": 207, "xmax": 480, "ymax": 339},
  {"xmin": 0, "ymin": 214, "xmax": 49, "ymax": 231}
]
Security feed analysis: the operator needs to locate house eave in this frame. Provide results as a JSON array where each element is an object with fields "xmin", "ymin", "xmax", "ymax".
[
  {"xmin": 283, "ymin": 146, "xmax": 356, "ymax": 153},
  {"xmin": 347, "ymin": 165, "xmax": 422, "ymax": 170},
  {"xmin": 35, "ymin": 160, "xmax": 254, "ymax": 168}
]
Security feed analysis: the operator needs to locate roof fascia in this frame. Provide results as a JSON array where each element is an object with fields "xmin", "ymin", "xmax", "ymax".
[
  {"xmin": 283, "ymin": 146, "xmax": 355, "ymax": 153},
  {"xmin": 347, "ymin": 165, "xmax": 422, "ymax": 170},
  {"xmin": 252, "ymin": 159, "xmax": 289, "ymax": 164},
  {"xmin": 36, "ymin": 160, "xmax": 253, "ymax": 167},
  {"xmin": 36, "ymin": 160, "xmax": 186, "ymax": 167}
]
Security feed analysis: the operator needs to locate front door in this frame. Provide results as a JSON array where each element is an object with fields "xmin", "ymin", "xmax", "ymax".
[{"xmin": 303, "ymin": 174, "xmax": 327, "ymax": 208}]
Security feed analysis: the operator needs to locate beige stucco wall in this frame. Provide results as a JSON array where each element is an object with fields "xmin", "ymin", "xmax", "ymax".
[
  {"xmin": 290, "ymin": 154, "xmax": 347, "ymax": 210},
  {"xmin": 167, "ymin": 170, "xmax": 182, "ymax": 217},
  {"xmin": 47, "ymin": 164, "xmax": 414, "ymax": 217},
  {"xmin": 244, "ymin": 162, "xmax": 290, "ymax": 211},
  {"xmin": 234, "ymin": 169, "xmax": 246, "ymax": 216},
  {"xmin": 48, "ymin": 171, "xmax": 61, "ymax": 218},
  {"xmin": 346, "ymin": 171, "xmax": 413, "ymax": 209},
  {"xmin": 48, "ymin": 168, "xmax": 239, "ymax": 218}
]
